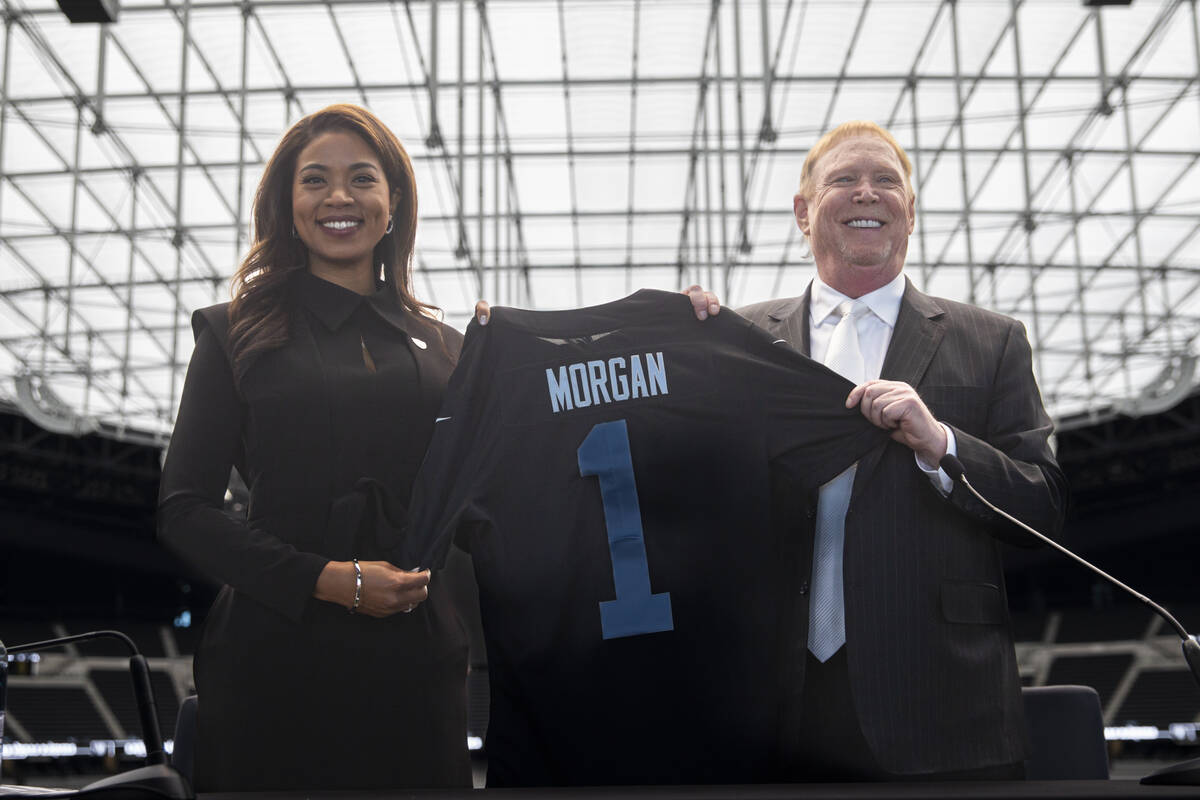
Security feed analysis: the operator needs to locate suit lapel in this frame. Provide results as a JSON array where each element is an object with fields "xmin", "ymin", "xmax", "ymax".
[
  {"xmin": 851, "ymin": 278, "xmax": 946, "ymax": 497},
  {"xmin": 765, "ymin": 286, "xmax": 813, "ymax": 357},
  {"xmin": 879, "ymin": 279, "xmax": 946, "ymax": 386}
]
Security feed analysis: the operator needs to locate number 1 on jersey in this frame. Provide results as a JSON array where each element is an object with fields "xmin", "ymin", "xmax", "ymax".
[{"xmin": 578, "ymin": 419, "xmax": 674, "ymax": 640}]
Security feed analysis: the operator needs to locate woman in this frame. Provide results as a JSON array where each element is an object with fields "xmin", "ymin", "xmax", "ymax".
[{"xmin": 158, "ymin": 104, "xmax": 470, "ymax": 790}]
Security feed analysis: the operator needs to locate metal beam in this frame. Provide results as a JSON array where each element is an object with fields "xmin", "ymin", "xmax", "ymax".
[
  {"xmin": 5, "ymin": 144, "xmax": 1200, "ymax": 179},
  {"xmin": 5, "ymin": 260, "xmax": 1200, "ymax": 301},
  {"xmin": 16, "ymin": 71, "xmax": 1196, "ymax": 109}
]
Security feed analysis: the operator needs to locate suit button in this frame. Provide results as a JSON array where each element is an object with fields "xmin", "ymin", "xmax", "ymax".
[
  {"xmin": 798, "ymin": 581, "xmax": 809, "ymax": 596},
  {"xmin": 804, "ymin": 507, "xmax": 816, "ymax": 519}
]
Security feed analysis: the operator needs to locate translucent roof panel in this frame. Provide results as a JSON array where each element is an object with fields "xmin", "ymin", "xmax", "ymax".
[{"xmin": 1, "ymin": 0, "xmax": 1198, "ymax": 440}]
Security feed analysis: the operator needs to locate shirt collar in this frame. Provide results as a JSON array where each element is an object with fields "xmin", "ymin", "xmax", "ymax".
[
  {"xmin": 809, "ymin": 272, "xmax": 906, "ymax": 329},
  {"xmin": 296, "ymin": 269, "xmax": 409, "ymax": 334}
]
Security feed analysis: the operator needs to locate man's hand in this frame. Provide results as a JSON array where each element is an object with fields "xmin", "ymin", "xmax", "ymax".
[
  {"xmin": 682, "ymin": 285, "xmax": 721, "ymax": 320},
  {"xmin": 846, "ymin": 380, "xmax": 947, "ymax": 467}
]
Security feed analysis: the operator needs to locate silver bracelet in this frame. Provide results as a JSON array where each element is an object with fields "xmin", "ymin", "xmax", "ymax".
[{"xmin": 350, "ymin": 558, "xmax": 363, "ymax": 614}]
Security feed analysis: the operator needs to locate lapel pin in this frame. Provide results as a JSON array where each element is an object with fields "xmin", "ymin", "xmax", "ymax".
[{"xmin": 411, "ymin": 336, "xmax": 428, "ymax": 350}]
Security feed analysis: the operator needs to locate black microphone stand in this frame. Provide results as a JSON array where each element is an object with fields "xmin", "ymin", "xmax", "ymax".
[
  {"xmin": 940, "ymin": 455, "xmax": 1200, "ymax": 786},
  {"xmin": 2, "ymin": 631, "xmax": 192, "ymax": 799}
]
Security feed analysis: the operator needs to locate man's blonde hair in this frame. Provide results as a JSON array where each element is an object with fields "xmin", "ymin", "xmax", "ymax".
[{"xmin": 799, "ymin": 120, "xmax": 914, "ymax": 198}]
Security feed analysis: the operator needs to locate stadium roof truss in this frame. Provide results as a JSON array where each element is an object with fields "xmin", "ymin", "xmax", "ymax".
[{"xmin": 0, "ymin": 0, "xmax": 1198, "ymax": 441}]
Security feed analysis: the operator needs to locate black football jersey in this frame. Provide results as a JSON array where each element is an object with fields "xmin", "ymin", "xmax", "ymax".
[{"xmin": 402, "ymin": 289, "xmax": 888, "ymax": 785}]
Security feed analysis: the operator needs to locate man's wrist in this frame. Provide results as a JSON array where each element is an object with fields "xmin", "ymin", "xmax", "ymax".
[
  {"xmin": 915, "ymin": 423, "xmax": 952, "ymax": 471},
  {"xmin": 916, "ymin": 424, "xmax": 957, "ymax": 495}
]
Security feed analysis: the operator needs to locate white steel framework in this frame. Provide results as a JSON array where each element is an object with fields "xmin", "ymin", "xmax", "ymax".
[{"xmin": 1, "ymin": 0, "xmax": 1199, "ymax": 439}]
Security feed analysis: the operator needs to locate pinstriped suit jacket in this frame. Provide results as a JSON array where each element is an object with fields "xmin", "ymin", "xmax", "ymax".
[{"xmin": 739, "ymin": 277, "xmax": 1068, "ymax": 776}]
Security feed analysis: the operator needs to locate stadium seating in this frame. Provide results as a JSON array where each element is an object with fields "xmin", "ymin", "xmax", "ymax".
[
  {"xmin": 1113, "ymin": 670, "xmax": 1200, "ymax": 728},
  {"xmin": 1056, "ymin": 608, "xmax": 1152, "ymax": 643},
  {"xmin": 88, "ymin": 668, "xmax": 181, "ymax": 740},
  {"xmin": 5, "ymin": 685, "xmax": 113, "ymax": 742},
  {"xmin": 5, "ymin": 611, "xmax": 1199, "ymax": 781},
  {"xmin": 1045, "ymin": 654, "xmax": 1134, "ymax": 711}
]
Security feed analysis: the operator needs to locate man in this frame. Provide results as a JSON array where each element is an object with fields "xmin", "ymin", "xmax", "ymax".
[{"xmin": 738, "ymin": 121, "xmax": 1067, "ymax": 780}]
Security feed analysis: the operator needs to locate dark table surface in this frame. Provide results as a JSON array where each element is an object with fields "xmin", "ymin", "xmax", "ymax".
[{"xmin": 196, "ymin": 781, "xmax": 1200, "ymax": 800}]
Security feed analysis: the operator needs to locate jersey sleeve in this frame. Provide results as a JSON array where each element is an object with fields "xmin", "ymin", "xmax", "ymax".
[
  {"xmin": 736, "ymin": 316, "xmax": 890, "ymax": 488},
  {"xmin": 397, "ymin": 320, "xmax": 498, "ymax": 570}
]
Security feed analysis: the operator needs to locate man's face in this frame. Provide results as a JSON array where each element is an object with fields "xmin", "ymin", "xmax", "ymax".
[{"xmin": 794, "ymin": 135, "xmax": 916, "ymax": 298}]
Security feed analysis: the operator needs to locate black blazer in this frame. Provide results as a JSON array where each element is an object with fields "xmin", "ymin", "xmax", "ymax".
[{"xmin": 739, "ymin": 278, "xmax": 1068, "ymax": 775}]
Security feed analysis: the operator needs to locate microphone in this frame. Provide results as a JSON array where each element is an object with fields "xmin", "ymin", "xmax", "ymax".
[
  {"xmin": 940, "ymin": 454, "xmax": 1200, "ymax": 786},
  {"xmin": 3, "ymin": 630, "xmax": 192, "ymax": 799}
]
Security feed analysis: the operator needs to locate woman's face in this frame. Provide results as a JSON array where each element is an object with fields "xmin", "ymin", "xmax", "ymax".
[{"xmin": 292, "ymin": 129, "xmax": 395, "ymax": 283}]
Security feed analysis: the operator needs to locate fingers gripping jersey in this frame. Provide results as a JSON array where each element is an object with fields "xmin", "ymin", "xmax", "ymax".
[{"xmin": 402, "ymin": 290, "xmax": 888, "ymax": 786}]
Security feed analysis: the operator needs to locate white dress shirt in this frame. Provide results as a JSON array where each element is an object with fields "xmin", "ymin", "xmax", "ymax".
[{"xmin": 808, "ymin": 274, "xmax": 956, "ymax": 493}]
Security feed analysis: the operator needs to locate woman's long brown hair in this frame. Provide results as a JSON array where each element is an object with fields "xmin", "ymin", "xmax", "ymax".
[{"xmin": 227, "ymin": 103, "xmax": 438, "ymax": 382}]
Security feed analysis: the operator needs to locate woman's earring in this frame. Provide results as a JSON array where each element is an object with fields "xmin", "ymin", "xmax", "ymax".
[
  {"xmin": 291, "ymin": 224, "xmax": 299, "ymax": 238},
  {"xmin": 384, "ymin": 215, "xmax": 394, "ymax": 235}
]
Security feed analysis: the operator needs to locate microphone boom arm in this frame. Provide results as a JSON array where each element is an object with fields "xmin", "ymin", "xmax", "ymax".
[
  {"xmin": 940, "ymin": 454, "xmax": 1200, "ymax": 690},
  {"xmin": 7, "ymin": 630, "xmax": 167, "ymax": 766}
]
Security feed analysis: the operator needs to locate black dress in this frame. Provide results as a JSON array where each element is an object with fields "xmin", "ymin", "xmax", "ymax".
[{"xmin": 158, "ymin": 271, "xmax": 471, "ymax": 791}]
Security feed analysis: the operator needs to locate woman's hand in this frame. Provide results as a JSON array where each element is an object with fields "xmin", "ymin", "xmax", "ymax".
[
  {"xmin": 474, "ymin": 300, "xmax": 491, "ymax": 326},
  {"xmin": 682, "ymin": 285, "xmax": 721, "ymax": 320},
  {"xmin": 315, "ymin": 560, "xmax": 431, "ymax": 617}
]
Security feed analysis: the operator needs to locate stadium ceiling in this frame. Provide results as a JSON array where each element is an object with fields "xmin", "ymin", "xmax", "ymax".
[{"xmin": 0, "ymin": 0, "xmax": 1198, "ymax": 441}]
